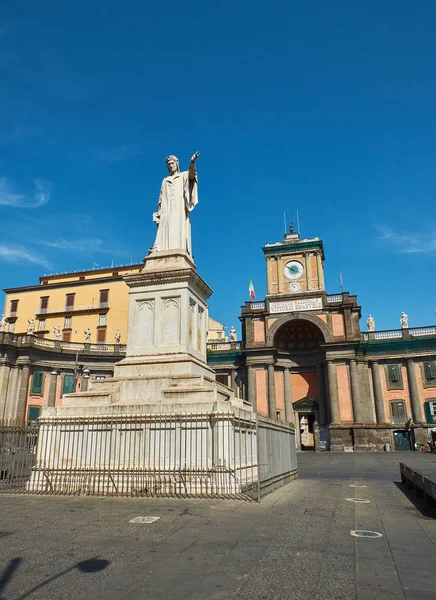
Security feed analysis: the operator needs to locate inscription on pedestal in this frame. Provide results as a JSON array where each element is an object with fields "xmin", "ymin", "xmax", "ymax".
[{"xmin": 269, "ymin": 297, "xmax": 323, "ymax": 314}]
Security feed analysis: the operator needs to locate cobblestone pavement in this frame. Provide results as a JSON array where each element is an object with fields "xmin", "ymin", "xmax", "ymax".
[{"xmin": 0, "ymin": 453, "xmax": 435, "ymax": 599}]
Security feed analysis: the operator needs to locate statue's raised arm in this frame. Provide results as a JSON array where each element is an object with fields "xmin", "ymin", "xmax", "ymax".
[{"xmin": 151, "ymin": 153, "xmax": 200, "ymax": 256}]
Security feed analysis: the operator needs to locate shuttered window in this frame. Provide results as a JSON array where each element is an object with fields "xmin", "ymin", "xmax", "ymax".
[
  {"xmin": 97, "ymin": 328, "xmax": 106, "ymax": 343},
  {"xmin": 385, "ymin": 364, "xmax": 403, "ymax": 390},
  {"xmin": 99, "ymin": 289, "xmax": 109, "ymax": 304},
  {"xmin": 31, "ymin": 371, "xmax": 45, "ymax": 395},
  {"xmin": 423, "ymin": 361, "xmax": 436, "ymax": 385},
  {"xmin": 424, "ymin": 401, "xmax": 436, "ymax": 424},
  {"xmin": 28, "ymin": 406, "xmax": 41, "ymax": 422},
  {"xmin": 10, "ymin": 300, "xmax": 18, "ymax": 313},
  {"xmin": 65, "ymin": 294, "xmax": 75, "ymax": 309},
  {"xmin": 62, "ymin": 374, "xmax": 76, "ymax": 394},
  {"xmin": 390, "ymin": 400, "xmax": 406, "ymax": 424},
  {"xmin": 40, "ymin": 296, "xmax": 49, "ymax": 310}
]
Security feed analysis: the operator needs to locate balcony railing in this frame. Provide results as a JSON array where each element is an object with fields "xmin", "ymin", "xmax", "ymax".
[
  {"xmin": 362, "ymin": 326, "xmax": 436, "ymax": 341},
  {"xmin": 0, "ymin": 332, "xmax": 125, "ymax": 354},
  {"xmin": 6, "ymin": 312, "xmax": 18, "ymax": 319},
  {"xmin": 207, "ymin": 341, "xmax": 241, "ymax": 351},
  {"xmin": 35, "ymin": 302, "xmax": 109, "ymax": 316},
  {"xmin": 326, "ymin": 294, "xmax": 343, "ymax": 303},
  {"xmin": 247, "ymin": 302, "xmax": 265, "ymax": 310}
]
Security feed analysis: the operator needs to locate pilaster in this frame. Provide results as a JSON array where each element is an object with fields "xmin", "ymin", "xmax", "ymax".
[{"xmin": 406, "ymin": 359, "xmax": 424, "ymax": 423}]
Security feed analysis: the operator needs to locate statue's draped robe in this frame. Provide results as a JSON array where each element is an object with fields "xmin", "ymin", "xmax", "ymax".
[{"xmin": 153, "ymin": 169, "xmax": 198, "ymax": 255}]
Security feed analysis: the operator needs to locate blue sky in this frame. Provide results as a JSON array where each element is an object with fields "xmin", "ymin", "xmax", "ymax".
[{"xmin": 1, "ymin": 1, "xmax": 435, "ymax": 334}]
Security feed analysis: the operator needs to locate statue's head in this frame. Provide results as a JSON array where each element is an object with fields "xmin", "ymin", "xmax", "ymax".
[{"xmin": 166, "ymin": 155, "xmax": 179, "ymax": 174}]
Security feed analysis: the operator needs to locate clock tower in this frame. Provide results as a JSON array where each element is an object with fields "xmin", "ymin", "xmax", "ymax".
[{"xmin": 263, "ymin": 225, "xmax": 325, "ymax": 296}]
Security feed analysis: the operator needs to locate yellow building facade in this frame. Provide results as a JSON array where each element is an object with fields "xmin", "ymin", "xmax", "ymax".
[{"xmin": 2, "ymin": 264, "xmax": 144, "ymax": 345}]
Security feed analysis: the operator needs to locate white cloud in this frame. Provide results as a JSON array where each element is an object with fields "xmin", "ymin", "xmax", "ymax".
[
  {"xmin": 0, "ymin": 177, "xmax": 51, "ymax": 208},
  {"xmin": 377, "ymin": 226, "xmax": 436, "ymax": 253},
  {"xmin": 0, "ymin": 245, "xmax": 52, "ymax": 269},
  {"xmin": 40, "ymin": 237, "xmax": 114, "ymax": 254}
]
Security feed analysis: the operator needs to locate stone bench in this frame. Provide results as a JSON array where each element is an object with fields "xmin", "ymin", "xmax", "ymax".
[{"xmin": 400, "ymin": 462, "xmax": 436, "ymax": 509}]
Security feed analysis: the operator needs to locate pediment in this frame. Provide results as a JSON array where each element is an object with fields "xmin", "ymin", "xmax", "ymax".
[{"xmin": 292, "ymin": 396, "xmax": 318, "ymax": 411}]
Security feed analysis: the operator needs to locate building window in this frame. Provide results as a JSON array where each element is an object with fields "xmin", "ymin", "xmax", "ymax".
[
  {"xmin": 62, "ymin": 331, "xmax": 71, "ymax": 342},
  {"xmin": 422, "ymin": 361, "xmax": 436, "ymax": 386},
  {"xmin": 10, "ymin": 299, "xmax": 18, "ymax": 315},
  {"xmin": 64, "ymin": 316, "xmax": 72, "ymax": 329},
  {"xmin": 424, "ymin": 400, "xmax": 436, "ymax": 424},
  {"xmin": 97, "ymin": 328, "xmax": 106, "ymax": 343},
  {"xmin": 31, "ymin": 371, "xmax": 45, "ymax": 395},
  {"xmin": 94, "ymin": 375, "xmax": 106, "ymax": 380},
  {"xmin": 38, "ymin": 319, "xmax": 46, "ymax": 331},
  {"xmin": 216, "ymin": 373, "xmax": 228, "ymax": 386},
  {"xmin": 390, "ymin": 400, "xmax": 406, "ymax": 424},
  {"xmin": 40, "ymin": 296, "xmax": 49, "ymax": 313},
  {"xmin": 98, "ymin": 314, "xmax": 107, "ymax": 327},
  {"xmin": 27, "ymin": 406, "xmax": 41, "ymax": 422},
  {"xmin": 99, "ymin": 289, "xmax": 109, "ymax": 306},
  {"xmin": 385, "ymin": 364, "xmax": 403, "ymax": 390},
  {"xmin": 79, "ymin": 276, "xmax": 85, "ymax": 281},
  {"xmin": 65, "ymin": 293, "xmax": 75, "ymax": 310},
  {"xmin": 9, "ymin": 322, "xmax": 15, "ymax": 333},
  {"xmin": 112, "ymin": 271, "xmax": 119, "ymax": 277},
  {"xmin": 62, "ymin": 374, "xmax": 76, "ymax": 394}
]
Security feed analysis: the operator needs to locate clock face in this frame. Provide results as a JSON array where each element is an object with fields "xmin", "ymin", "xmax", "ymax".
[
  {"xmin": 290, "ymin": 282, "xmax": 301, "ymax": 292},
  {"xmin": 284, "ymin": 261, "xmax": 304, "ymax": 280}
]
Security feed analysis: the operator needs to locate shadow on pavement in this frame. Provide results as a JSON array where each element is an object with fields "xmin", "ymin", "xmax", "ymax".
[
  {"xmin": 394, "ymin": 481, "xmax": 436, "ymax": 519},
  {"xmin": 15, "ymin": 557, "xmax": 110, "ymax": 600},
  {"xmin": 0, "ymin": 557, "xmax": 22, "ymax": 598}
]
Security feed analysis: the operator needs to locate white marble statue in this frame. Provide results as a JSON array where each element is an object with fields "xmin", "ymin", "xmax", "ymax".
[
  {"xmin": 27, "ymin": 319, "xmax": 35, "ymax": 334},
  {"xmin": 114, "ymin": 330, "xmax": 121, "ymax": 344},
  {"xmin": 229, "ymin": 326, "xmax": 237, "ymax": 342},
  {"xmin": 53, "ymin": 325, "xmax": 61, "ymax": 341},
  {"xmin": 400, "ymin": 311, "xmax": 409, "ymax": 329},
  {"xmin": 0, "ymin": 314, "xmax": 6, "ymax": 332},
  {"xmin": 152, "ymin": 152, "xmax": 200, "ymax": 255},
  {"xmin": 84, "ymin": 328, "xmax": 92, "ymax": 342},
  {"xmin": 367, "ymin": 315, "xmax": 375, "ymax": 331}
]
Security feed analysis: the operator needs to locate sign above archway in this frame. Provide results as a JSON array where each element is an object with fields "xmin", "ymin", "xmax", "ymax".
[{"xmin": 269, "ymin": 298, "xmax": 323, "ymax": 314}]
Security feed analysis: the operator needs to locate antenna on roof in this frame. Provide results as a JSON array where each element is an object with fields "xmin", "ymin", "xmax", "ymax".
[{"xmin": 296, "ymin": 209, "xmax": 301, "ymax": 235}]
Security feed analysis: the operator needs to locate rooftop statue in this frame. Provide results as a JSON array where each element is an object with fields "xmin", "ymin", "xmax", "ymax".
[{"xmin": 152, "ymin": 152, "xmax": 200, "ymax": 255}]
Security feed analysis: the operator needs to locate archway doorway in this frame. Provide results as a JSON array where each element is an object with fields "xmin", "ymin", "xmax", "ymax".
[{"xmin": 293, "ymin": 397, "xmax": 318, "ymax": 451}]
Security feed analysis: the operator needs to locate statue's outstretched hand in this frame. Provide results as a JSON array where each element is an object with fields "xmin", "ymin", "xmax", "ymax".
[
  {"xmin": 152, "ymin": 212, "xmax": 160, "ymax": 223},
  {"xmin": 190, "ymin": 152, "xmax": 200, "ymax": 163}
]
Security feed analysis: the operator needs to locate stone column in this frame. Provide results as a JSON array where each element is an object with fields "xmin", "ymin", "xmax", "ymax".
[
  {"xmin": 16, "ymin": 364, "xmax": 30, "ymax": 421},
  {"xmin": 283, "ymin": 367, "xmax": 293, "ymax": 423},
  {"xmin": 304, "ymin": 252, "xmax": 311, "ymax": 290},
  {"xmin": 47, "ymin": 372, "xmax": 58, "ymax": 407},
  {"xmin": 247, "ymin": 366, "xmax": 257, "ymax": 411},
  {"xmin": 0, "ymin": 360, "xmax": 11, "ymax": 420},
  {"xmin": 230, "ymin": 369, "xmax": 238, "ymax": 397},
  {"xmin": 326, "ymin": 361, "xmax": 340, "ymax": 423},
  {"xmin": 371, "ymin": 361, "xmax": 387, "ymax": 424},
  {"xmin": 349, "ymin": 359, "xmax": 362, "ymax": 422},
  {"xmin": 267, "ymin": 364, "xmax": 277, "ymax": 419},
  {"xmin": 316, "ymin": 364, "xmax": 327, "ymax": 425},
  {"xmin": 81, "ymin": 376, "xmax": 89, "ymax": 392},
  {"xmin": 406, "ymin": 359, "xmax": 424, "ymax": 423},
  {"xmin": 316, "ymin": 251, "xmax": 325, "ymax": 290}
]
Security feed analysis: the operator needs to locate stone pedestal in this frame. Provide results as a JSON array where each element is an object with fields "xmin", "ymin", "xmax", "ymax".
[{"xmin": 28, "ymin": 251, "xmax": 255, "ymax": 496}]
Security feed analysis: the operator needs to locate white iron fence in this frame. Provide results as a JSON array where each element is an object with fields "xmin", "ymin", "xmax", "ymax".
[{"xmin": 0, "ymin": 413, "xmax": 296, "ymax": 501}]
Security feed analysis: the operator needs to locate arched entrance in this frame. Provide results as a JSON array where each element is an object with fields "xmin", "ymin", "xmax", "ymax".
[{"xmin": 272, "ymin": 317, "xmax": 327, "ymax": 450}]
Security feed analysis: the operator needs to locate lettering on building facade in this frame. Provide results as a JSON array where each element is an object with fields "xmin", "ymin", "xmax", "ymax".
[{"xmin": 269, "ymin": 297, "xmax": 323, "ymax": 314}]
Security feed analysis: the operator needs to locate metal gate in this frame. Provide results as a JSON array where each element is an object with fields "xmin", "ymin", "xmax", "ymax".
[{"xmin": 0, "ymin": 421, "xmax": 39, "ymax": 492}]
